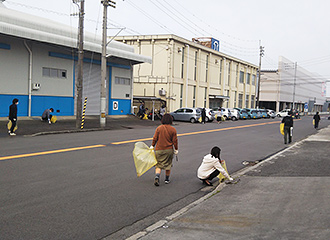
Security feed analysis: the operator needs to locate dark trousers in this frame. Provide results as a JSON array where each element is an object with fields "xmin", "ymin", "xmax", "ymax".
[
  {"xmin": 284, "ymin": 126, "xmax": 292, "ymax": 144},
  {"xmin": 42, "ymin": 114, "xmax": 52, "ymax": 122},
  {"xmin": 207, "ymin": 169, "xmax": 220, "ymax": 181},
  {"xmin": 202, "ymin": 116, "xmax": 206, "ymax": 124},
  {"xmin": 10, "ymin": 119, "xmax": 16, "ymax": 133},
  {"xmin": 314, "ymin": 121, "xmax": 319, "ymax": 129}
]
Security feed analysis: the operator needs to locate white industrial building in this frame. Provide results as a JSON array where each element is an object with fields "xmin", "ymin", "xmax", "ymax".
[
  {"xmin": 0, "ymin": 2, "xmax": 151, "ymax": 118},
  {"xmin": 259, "ymin": 56, "xmax": 328, "ymax": 112}
]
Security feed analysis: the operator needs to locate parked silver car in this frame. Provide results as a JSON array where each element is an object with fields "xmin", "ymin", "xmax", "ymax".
[{"xmin": 170, "ymin": 108, "xmax": 200, "ymax": 123}]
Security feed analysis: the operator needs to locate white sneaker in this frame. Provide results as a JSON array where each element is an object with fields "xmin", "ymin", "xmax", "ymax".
[{"xmin": 10, "ymin": 133, "xmax": 16, "ymax": 136}]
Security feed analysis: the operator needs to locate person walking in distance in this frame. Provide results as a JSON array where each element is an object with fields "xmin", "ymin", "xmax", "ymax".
[
  {"xmin": 313, "ymin": 112, "xmax": 321, "ymax": 129},
  {"xmin": 8, "ymin": 98, "xmax": 19, "ymax": 136},
  {"xmin": 150, "ymin": 114, "xmax": 178, "ymax": 186},
  {"xmin": 159, "ymin": 105, "xmax": 166, "ymax": 120},
  {"xmin": 281, "ymin": 111, "xmax": 294, "ymax": 144},
  {"xmin": 201, "ymin": 108, "xmax": 206, "ymax": 124},
  {"xmin": 138, "ymin": 101, "xmax": 146, "ymax": 119}
]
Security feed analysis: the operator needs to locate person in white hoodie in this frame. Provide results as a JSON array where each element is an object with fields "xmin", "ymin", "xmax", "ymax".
[{"xmin": 197, "ymin": 146, "xmax": 233, "ymax": 186}]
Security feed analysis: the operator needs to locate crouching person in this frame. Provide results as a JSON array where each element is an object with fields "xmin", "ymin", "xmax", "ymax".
[
  {"xmin": 197, "ymin": 146, "xmax": 233, "ymax": 186},
  {"xmin": 41, "ymin": 108, "xmax": 54, "ymax": 124}
]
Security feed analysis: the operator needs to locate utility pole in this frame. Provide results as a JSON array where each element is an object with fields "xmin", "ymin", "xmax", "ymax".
[
  {"xmin": 75, "ymin": 0, "xmax": 85, "ymax": 129},
  {"xmin": 292, "ymin": 62, "xmax": 297, "ymax": 110},
  {"xmin": 100, "ymin": 0, "xmax": 116, "ymax": 128},
  {"xmin": 256, "ymin": 43, "xmax": 264, "ymax": 108}
]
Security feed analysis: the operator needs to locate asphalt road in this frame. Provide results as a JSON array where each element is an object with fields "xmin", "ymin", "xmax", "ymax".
[{"xmin": 0, "ymin": 115, "xmax": 328, "ymax": 240}]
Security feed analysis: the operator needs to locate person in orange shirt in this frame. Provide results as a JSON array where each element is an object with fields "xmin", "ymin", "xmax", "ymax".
[{"xmin": 151, "ymin": 114, "xmax": 178, "ymax": 186}]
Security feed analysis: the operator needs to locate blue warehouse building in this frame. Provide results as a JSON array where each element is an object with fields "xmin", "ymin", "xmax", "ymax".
[{"xmin": 0, "ymin": 3, "xmax": 151, "ymax": 118}]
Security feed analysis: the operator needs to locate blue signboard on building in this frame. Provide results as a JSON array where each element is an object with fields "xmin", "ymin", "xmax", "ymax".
[{"xmin": 211, "ymin": 38, "xmax": 220, "ymax": 51}]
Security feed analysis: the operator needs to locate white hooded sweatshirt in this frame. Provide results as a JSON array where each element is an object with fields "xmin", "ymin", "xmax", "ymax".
[{"xmin": 197, "ymin": 154, "xmax": 230, "ymax": 180}]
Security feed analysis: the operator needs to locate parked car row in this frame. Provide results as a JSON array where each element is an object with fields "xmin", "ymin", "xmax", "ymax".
[
  {"xmin": 212, "ymin": 108, "xmax": 240, "ymax": 121},
  {"xmin": 235, "ymin": 108, "xmax": 277, "ymax": 119},
  {"xmin": 169, "ymin": 107, "xmax": 215, "ymax": 123},
  {"xmin": 169, "ymin": 107, "xmax": 294, "ymax": 123}
]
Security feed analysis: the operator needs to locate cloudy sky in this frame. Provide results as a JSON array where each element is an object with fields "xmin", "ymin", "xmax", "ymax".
[{"xmin": 2, "ymin": 0, "xmax": 330, "ymax": 80}]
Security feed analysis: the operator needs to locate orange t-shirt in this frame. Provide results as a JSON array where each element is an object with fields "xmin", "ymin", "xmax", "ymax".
[{"xmin": 152, "ymin": 124, "xmax": 178, "ymax": 151}]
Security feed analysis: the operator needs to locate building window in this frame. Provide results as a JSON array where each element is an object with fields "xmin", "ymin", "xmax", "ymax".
[
  {"xmin": 252, "ymin": 74, "xmax": 256, "ymax": 86},
  {"xmin": 205, "ymin": 55, "xmax": 209, "ymax": 82},
  {"xmin": 180, "ymin": 84, "xmax": 183, "ymax": 108},
  {"xmin": 115, "ymin": 77, "xmax": 130, "ymax": 85},
  {"xmin": 193, "ymin": 86, "xmax": 196, "ymax": 107},
  {"xmin": 245, "ymin": 94, "xmax": 250, "ymax": 108},
  {"xmin": 239, "ymin": 71, "xmax": 244, "ymax": 84},
  {"xmin": 227, "ymin": 62, "xmax": 231, "ymax": 86},
  {"xmin": 194, "ymin": 51, "xmax": 197, "ymax": 81},
  {"xmin": 251, "ymin": 95, "xmax": 255, "ymax": 108},
  {"xmin": 238, "ymin": 93, "xmax": 243, "ymax": 108},
  {"xmin": 246, "ymin": 73, "xmax": 251, "ymax": 84},
  {"xmin": 181, "ymin": 47, "xmax": 185, "ymax": 79},
  {"xmin": 219, "ymin": 59, "xmax": 222, "ymax": 85},
  {"xmin": 234, "ymin": 91, "xmax": 237, "ymax": 107},
  {"xmin": 204, "ymin": 87, "xmax": 207, "ymax": 107},
  {"xmin": 225, "ymin": 90, "xmax": 229, "ymax": 107},
  {"xmin": 235, "ymin": 64, "xmax": 238, "ymax": 88},
  {"xmin": 42, "ymin": 67, "xmax": 67, "ymax": 79}
]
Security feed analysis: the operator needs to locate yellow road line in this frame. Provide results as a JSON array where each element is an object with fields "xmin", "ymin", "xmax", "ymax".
[
  {"xmin": 111, "ymin": 121, "xmax": 285, "ymax": 145},
  {"xmin": 1, "ymin": 119, "xmax": 301, "ymax": 160},
  {"xmin": 0, "ymin": 144, "xmax": 105, "ymax": 161}
]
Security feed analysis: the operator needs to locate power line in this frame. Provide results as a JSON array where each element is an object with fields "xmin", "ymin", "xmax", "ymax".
[{"xmin": 170, "ymin": 0, "xmax": 258, "ymax": 43}]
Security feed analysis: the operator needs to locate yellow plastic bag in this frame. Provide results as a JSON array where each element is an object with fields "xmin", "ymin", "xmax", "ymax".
[
  {"xmin": 198, "ymin": 117, "xmax": 202, "ymax": 122},
  {"xmin": 51, "ymin": 115, "xmax": 57, "ymax": 123},
  {"xmin": 7, "ymin": 120, "xmax": 18, "ymax": 132},
  {"xmin": 312, "ymin": 119, "xmax": 315, "ymax": 126},
  {"xmin": 280, "ymin": 123, "xmax": 284, "ymax": 135},
  {"xmin": 143, "ymin": 114, "xmax": 148, "ymax": 120},
  {"xmin": 132, "ymin": 142, "xmax": 157, "ymax": 177},
  {"xmin": 218, "ymin": 160, "xmax": 230, "ymax": 182}
]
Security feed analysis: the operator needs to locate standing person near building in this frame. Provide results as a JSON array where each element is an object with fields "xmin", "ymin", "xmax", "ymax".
[
  {"xmin": 201, "ymin": 108, "xmax": 206, "ymax": 124},
  {"xmin": 159, "ymin": 105, "xmax": 166, "ymax": 119},
  {"xmin": 8, "ymin": 98, "xmax": 19, "ymax": 136},
  {"xmin": 150, "ymin": 113, "xmax": 178, "ymax": 186},
  {"xmin": 197, "ymin": 146, "xmax": 233, "ymax": 186},
  {"xmin": 138, "ymin": 101, "xmax": 145, "ymax": 119},
  {"xmin": 41, "ymin": 108, "xmax": 54, "ymax": 124},
  {"xmin": 313, "ymin": 112, "xmax": 321, "ymax": 129},
  {"xmin": 281, "ymin": 111, "xmax": 294, "ymax": 144}
]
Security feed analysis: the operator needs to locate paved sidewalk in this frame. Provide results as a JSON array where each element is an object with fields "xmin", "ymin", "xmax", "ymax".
[
  {"xmin": 128, "ymin": 125, "xmax": 330, "ymax": 240},
  {"xmin": 0, "ymin": 115, "xmax": 161, "ymax": 138}
]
